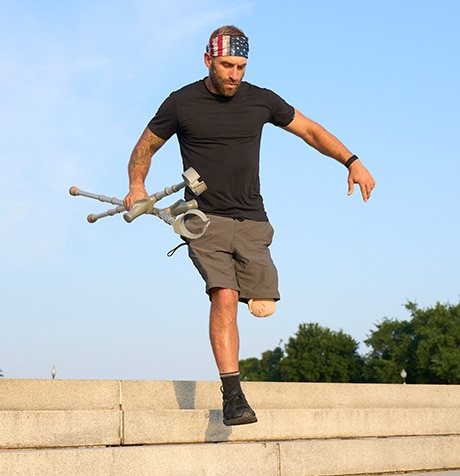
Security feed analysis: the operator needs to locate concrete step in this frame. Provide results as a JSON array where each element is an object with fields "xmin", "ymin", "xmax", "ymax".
[
  {"xmin": 123, "ymin": 407, "xmax": 460, "ymax": 445},
  {"xmin": 2, "ymin": 406, "xmax": 459, "ymax": 449},
  {"xmin": 2, "ymin": 379, "xmax": 460, "ymax": 411},
  {"xmin": 2, "ymin": 380, "xmax": 460, "ymax": 450},
  {"xmin": 1, "ymin": 380, "xmax": 460, "ymax": 475},
  {"xmin": 1, "ymin": 436, "xmax": 460, "ymax": 476}
]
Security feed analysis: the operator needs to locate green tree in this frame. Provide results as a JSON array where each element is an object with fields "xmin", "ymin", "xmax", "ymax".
[
  {"xmin": 239, "ymin": 357, "xmax": 262, "ymax": 381},
  {"xmin": 280, "ymin": 323, "xmax": 365, "ymax": 382},
  {"xmin": 408, "ymin": 300, "xmax": 460, "ymax": 384},
  {"xmin": 258, "ymin": 346, "xmax": 284, "ymax": 381},
  {"xmin": 364, "ymin": 317, "xmax": 416, "ymax": 383},
  {"xmin": 240, "ymin": 323, "xmax": 364, "ymax": 382},
  {"xmin": 365, "ymin": 300, "xmax": 460, "ymax": 384},
  {"xmin": 240, "ymin": 346, "xmax": 284, "ymax": 381},
  {"xmin": 240, "ymin": 299, "xmax": 460, "ymax": 384}
]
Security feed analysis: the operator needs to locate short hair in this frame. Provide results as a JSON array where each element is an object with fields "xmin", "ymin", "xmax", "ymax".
[{"xmin": 208, "ymin": 25, "xmax": 248, "ymax": 42}]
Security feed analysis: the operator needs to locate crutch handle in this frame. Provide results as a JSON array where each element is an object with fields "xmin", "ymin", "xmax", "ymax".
[{"xmin": 123, "ymin": 198, "xmax": 153, "ymax": 223}]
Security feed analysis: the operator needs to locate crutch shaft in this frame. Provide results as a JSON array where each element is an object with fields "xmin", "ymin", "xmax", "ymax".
[
  {"xmin": 69, "ymin": 186, "xmax": 124, "ymax": 207},
  {"xmin": 87, "ymin": 205, "xmax": 125, "ymax": 223}
]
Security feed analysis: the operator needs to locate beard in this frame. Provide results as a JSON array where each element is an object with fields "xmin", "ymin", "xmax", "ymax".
[{"xmin": 209, "ymin": 63, "xmax": 242, "ymax": 97}]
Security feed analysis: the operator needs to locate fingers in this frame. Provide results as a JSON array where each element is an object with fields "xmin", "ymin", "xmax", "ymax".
[
  {"xmin": 360, "ymin": 184, "xmax": 371, "ymax": 202},
  {"xmin": 123, "ymin": 189, "xmax": 148, "ymax": 210},
  {"xmin": 347, "ymin": 176, "xmax": 355, "ymax": 197},
  {"xmin": 123, "ymin": 193, "xmax": 135, "ymax": 211},
  {"xmin": 347, "ymin": 165, "xmax": 376, "ymax": 202},
  {"xmin": 358, "ymin": 178, "xmax": 376, "ymax": 202}
]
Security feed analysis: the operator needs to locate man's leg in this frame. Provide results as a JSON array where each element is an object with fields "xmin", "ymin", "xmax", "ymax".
[
  {"xmin": 209, "ymin": 287, "xmax": 257, "ymax": 426},
  {"xmin": 248, "ymin": 298, "xmax": 276, "ymax": 317},
  {"xmin": 209, "ymin": 287, "xmax": 240, "ymax": 373}
]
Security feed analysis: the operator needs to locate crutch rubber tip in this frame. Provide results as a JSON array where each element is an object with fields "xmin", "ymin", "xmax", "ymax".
[{"xmin": 69, "ymin": 186, "xmax": 80, "ymax": 196}]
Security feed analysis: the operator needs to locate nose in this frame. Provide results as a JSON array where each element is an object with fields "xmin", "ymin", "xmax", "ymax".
[{"xmin": 229, "ymin": 66, "xmax": 242, "ymax": 80}]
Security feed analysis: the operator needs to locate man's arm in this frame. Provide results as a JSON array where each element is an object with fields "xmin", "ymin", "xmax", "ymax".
[
  {"xmin": 123, "ymin": 127, "xmax": 166, "ymax": 210},
  {"xmin": 283, "ymin": 109, "xmax": 376, "ymax": 201}
]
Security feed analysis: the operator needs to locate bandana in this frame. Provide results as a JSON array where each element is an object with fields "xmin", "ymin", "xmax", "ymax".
[{"xmin": 206, "ymin": 35, "xmax": 249, "ymax": 58}]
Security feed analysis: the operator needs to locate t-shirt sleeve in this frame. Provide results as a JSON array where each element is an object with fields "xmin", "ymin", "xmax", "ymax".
[
  {"xmin": 266, "ymin": 89, "xmax": 295, "ymax": 127},
  {"xmin": 147, "ymin": 93, "xmax": 178, "ymax": 141}
]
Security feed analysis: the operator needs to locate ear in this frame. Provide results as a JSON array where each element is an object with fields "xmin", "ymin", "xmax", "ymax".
[{"xmin": 204, "ymin": 52, "xmax": 212, "ymax": 68}]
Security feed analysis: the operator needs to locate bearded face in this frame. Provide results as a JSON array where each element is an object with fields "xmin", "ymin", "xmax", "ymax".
[{"xmin": 208, "ymin": 57, "xmax": 246, "ymax": 97}]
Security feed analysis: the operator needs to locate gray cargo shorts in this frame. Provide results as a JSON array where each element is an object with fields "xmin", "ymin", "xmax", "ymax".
[{"xmin": 186, "ymin": 214, "xmax": 280, "ymax": 303}]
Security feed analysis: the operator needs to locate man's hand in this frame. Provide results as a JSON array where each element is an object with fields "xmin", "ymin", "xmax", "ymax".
[
  {"xmin": 347, "ymin": 160, "xmax": 376, "ymax": 202},
  {"xmin": 123, "ymin": 186, "xmax": 148, "ymax": 211}
]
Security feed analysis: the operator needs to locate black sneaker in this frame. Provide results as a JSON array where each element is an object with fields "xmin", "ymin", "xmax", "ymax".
[{"xmin": 222, "ymin": 389, "xmax": 258, "ymax": 426}]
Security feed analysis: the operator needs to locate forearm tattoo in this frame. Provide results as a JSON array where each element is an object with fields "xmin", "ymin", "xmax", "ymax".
[{"xmin": 128, "ymin": 131, "xmax": 165, "ymax": 175}]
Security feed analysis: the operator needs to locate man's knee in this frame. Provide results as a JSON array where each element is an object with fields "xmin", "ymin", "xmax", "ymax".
[
  {"xmin": 248, "ymin": 298, "xmax": 276, "ymax": 318},
  {"xmin": 210, "ymin": 287, "xmax": 239, "ymax": 302}
]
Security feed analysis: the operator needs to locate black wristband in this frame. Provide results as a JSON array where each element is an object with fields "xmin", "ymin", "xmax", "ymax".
[{"xmin": 345, "ymin": 155, "xmax": 359, "ymax": 168}]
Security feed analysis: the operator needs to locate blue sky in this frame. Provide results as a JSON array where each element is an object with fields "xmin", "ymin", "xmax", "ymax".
[{"xmin": 1, "ymin": 0, "xmax": 459, "ymax": 380}]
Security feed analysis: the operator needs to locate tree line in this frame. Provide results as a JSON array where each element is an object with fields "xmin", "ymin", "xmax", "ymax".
[{"xmin": 239, "ymin": 299, "xmax": 460, "ymax": 384}]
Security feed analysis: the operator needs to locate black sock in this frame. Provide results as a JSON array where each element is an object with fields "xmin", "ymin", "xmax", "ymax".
[{"xmin": 220, "ymin": 371, "xmax": 242, "ymax": 396}]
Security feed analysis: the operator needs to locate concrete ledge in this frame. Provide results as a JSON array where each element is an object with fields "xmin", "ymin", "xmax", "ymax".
[
  {"xmin": 123, "ymin": 407, "xmax": 460, "ymax": 445},
  {"xmin": 0, "ymin": 442, "xmax": 279, "ymax": 476},
  {"xmin": 0, "ymin": 380, "xmax": 120, "ymax": 411},
  {"xmin": 2, "ymin": 380, "xmax": 460, "ymax": 411},
  {"xmin": 280, "ymin": 436, "xmax": 460, "ymax": 476},
  {"xmin": 1, "ymin": 380, "xmax": 459, "ymax": 475},
  {"xmin": 0, "ymin": 410, "xmax": 121, "ymax": 449},
  {"xmin": 2, "ymin": 406, "xmax": 459, "ymax": 449},
  {"xmin": 1, "ymin": 436, "xmax": 459, "ymax": 476},
  {"xmin": 120, "ymin": 380, "xmax": 460, "ymax": 410}
]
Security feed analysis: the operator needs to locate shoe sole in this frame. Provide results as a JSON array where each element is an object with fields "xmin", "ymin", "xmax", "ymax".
[{"xmin": 223, "ymin": 411, "xmax": 258, "ymax": 426}]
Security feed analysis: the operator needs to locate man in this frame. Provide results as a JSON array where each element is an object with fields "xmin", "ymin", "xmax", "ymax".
[{"xmin": 124, "ymin": 25, "xmax": 375, "ymax": 426}]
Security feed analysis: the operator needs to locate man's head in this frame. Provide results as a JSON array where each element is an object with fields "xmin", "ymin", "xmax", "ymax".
[
  {"xmin": 206, "ymin": 26, "xmax": 249, "ymax": 58},
  {"xmin": 204, "ymin": 26, "xmax": 249, "ymax": 97}
]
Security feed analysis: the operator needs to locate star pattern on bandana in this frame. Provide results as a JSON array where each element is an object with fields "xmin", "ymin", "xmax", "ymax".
[{"xmin": 229, "ymin": 36, "xmax": 249, "ymax": 57}]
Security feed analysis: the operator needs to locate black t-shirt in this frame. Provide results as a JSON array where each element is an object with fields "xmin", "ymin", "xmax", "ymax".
[{"xmin": 148, "ymin": 79, "xmax": 295, "ymax": 221}]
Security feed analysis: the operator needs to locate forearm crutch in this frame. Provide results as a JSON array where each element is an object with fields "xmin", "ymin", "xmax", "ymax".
[{"xmin": 69, "ymin": 168, "xmax": 210, "ymax": 240}]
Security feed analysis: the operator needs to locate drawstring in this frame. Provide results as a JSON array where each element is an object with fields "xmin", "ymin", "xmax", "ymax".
[{"xmin": 167, "ymin": 242, "xmax": 187, "ymax": 257}]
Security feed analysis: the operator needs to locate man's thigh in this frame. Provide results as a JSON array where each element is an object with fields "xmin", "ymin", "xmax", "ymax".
[
  {"xmin": 187, "ymin": 215, "xmax": 240, "ymax": 294},
  {"xmin": 233, "ymin": 219, "xmax": 279, "ymax": 303}
]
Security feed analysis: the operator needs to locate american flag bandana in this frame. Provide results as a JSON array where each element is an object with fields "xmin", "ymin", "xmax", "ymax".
[{"xmin": 206, "ymin": 35, "xmax": 249, "ymax": 58}]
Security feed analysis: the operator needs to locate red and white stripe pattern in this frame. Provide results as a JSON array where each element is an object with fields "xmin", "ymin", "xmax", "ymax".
[{"xmin": 206, "ymin": 35, "xmax": 249, "ymax": 58}]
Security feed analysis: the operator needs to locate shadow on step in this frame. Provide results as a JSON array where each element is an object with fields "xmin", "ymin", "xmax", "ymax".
[{"xmin": 173, "ymin": 380, "xmax": 232, "ymax": 442}]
